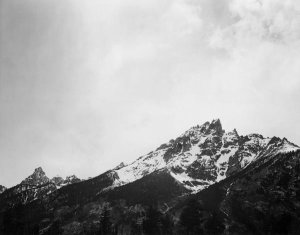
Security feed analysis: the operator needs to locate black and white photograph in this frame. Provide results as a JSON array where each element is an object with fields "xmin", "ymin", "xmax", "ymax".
[{"xmin": 1, "ymin": 0, "xmax": 300, "ymax": 234}]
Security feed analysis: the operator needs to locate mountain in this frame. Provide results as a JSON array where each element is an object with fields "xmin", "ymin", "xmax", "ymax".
[
  {"xmin": 0, "ymin": 119, "xmax": 299, "ymax": 234},
  {"xmin": 110, "ymin": 119, "xmax": 298, "ymax": 192},
  {"xmin": 51, "ymin": 175, "xmax": 81, "ymax": 188},
  {"xmin": 0, "ymin": 167, "xmax": 81, "ymax": 211},
  {"xmin": 171, "ymin": 150, "xmax": 300, "ymax": 234},
  {"xmin": 21, "ymin": 167, "xmax": 50, "ymax": 185}
]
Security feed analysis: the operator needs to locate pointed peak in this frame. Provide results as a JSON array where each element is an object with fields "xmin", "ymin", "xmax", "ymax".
[
  {"xmin": 272, "ymin": 137, "xmax": 300, "ymax": 154},
  {"xmin": 224, "ymin": 129, "xmax": 239, "ymax": 142},
  {"xmin": 210, "ymin": 118, "xmax": 222, "ymax": 127},
  {"xmin": 206, "ymin": 118, "xmax": 224, "ymax": 135},
  {"xmin": 211, "ymin": 118, "xmax": 221, "ymax": 124},
  {"xmin": 181, "ymin": 119, "xmax": 224, "ymax": 138},
  {"xmin": 282, "ymin": 137, "xmax": 290, "ymax": 144},
  {"xmin": 227, "ymin": 128, "xmax": 239, "ymax": 136},
  {"xmin": 269, "ymin": 136, "xmax": 282, "ymax": 145},
  {"xmin": 281, "ymin": 137, "xmax": 299, "ymax": 148},
  {"xmin": 180, "ymin": 121, "xmax": 208, "ymax": 139},
  {"xmin": 21, "ymin": 167, "xmax": 49, "ymax": 185},
  {"xmin": 34, "ymin": 167, "xmax": 45, "ymax": 174},
  {"xmin": 113, "ymin": 162, "xmax": 126, "ymax": 170}
]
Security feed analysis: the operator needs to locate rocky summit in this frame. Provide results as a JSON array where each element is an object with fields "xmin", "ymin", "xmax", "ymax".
[
  {"xmin": 21, "ymin": 167, "xmax": 50, "ymax": 186},
  {"xmin": 0, "ymin": 167, "xmax": 81, "ymax": 210},
  {"xmin": 0, "ymin": 119, "xmax": 299, "ymax": 235},
  {"xmin": 111, "ymin": 119, "xmax": 298, "ymax": 192}
]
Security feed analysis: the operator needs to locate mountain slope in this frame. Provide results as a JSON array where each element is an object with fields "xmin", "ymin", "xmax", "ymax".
[
  {"xmin": 172, "ymin": 149, "xmax": 300, "ymax": 234},
  {"xmin": 111, "ymin": 119, "xmax": 298, "ymax": 192},
  {"xmin": 0, "ymin": 119, "xmax": 299, "ymax": 234},
  {"xmin": 0, "ymin": 167, "xmax": 82, "ymax": 211}
]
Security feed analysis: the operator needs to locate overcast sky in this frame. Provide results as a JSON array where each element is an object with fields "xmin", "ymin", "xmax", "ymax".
[{"xmin": 1, "ymin": 0, "xmax": 300, "ymax": 187}]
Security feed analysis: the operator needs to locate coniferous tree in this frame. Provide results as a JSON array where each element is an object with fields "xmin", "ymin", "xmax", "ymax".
[
  {"xmin": 203, "ymin": 212, "xmax": 225, "ymax": 234},
  {"xmin": 179, "ymin": 199, "xmax": 204, "ymax": 235},
  {"xmin": 100, "ymin": 205, "xmax": 112, "ymax": 235},
  {"xmin": 143, "ymin": 206, "xmax": 162, "ymax": 235},
  {"xmin": 48, "ymin": 219, "xmax": 62, "ymax": 235},
  {"xmin": 160, "ymin": 213, "xmax": 174, "ymax": 235}
]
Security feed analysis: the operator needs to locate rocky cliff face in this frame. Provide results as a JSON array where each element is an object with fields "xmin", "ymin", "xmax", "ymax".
[
  {"xmin": 176, "ymin": 150, "xmax": 300, "ymax": 234},
  {"xmin": 21, "ymin": 167, "xmax": 50, "ymax": 185},
  {"xmin": 0, "ymin": 167, "xmax": 81, "ymax": 210}
]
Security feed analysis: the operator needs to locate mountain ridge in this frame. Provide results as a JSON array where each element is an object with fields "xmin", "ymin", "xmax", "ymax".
[
  {"xmin": 0, "ymin": 167, "xmax": 82, "ymax": 210},
  {"xmin": 0, "ymin": 119, "xmax": 299, "ymax": 234},
  {"xmin": 109, "ymin": 119, "xmax": 299, "ymax": 193},
  {"xmin": 1, "ymin": 119, "xmax": 298, "ymax": 207}
]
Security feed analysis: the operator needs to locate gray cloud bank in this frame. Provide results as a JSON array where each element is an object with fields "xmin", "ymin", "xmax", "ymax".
[{"xmin": 1, "ymin": 0, "xmax": 300, "ymax": 186}]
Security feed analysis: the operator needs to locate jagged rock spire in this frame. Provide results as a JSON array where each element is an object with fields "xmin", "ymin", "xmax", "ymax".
[
  {"xmin": 205, "ymin": 118, "xmax": 224, "ymax": 135},
  {"xmin": 21, "ymin": 167, "xmax": 49, "ymax": 185}
]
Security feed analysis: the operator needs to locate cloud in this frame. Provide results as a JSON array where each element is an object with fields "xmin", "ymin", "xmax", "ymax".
[
  {"xmin": 210, "ymin": 0, "xmax": 300, "ymax": 51},
  {"xmin": 208, "ymin": 0, "xmax": 300, "ymax": 94},
  {"xmin": 1, "ymin": 0, "xmax": 300, "ymax": 186}
]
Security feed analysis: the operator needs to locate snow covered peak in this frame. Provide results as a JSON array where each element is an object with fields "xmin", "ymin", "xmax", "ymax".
[
  {"xmin": 279, "ymin": 138, "xmax": 299, "ymax": 153},
  {"xmin": 231, "ymin": 128, "xmax": 239, "ymax": 136},
  {"xmin": 206, "ymin": 119, "xmax": 224, "ymax": 135},
  {"xmin": 107, "ymin": 119, "xmax": 299, "ymax": 194},
  {"xmin": 1, "ymin": 169, "xmax": 82, "ymax": 207},
  {"xmin": 181, "ymin": 119, "xmax": 223, "ymax": 140},
  {"xmin": 264, "ymin": 136, "xmax": 300, "ymax": 155},
  {"xmin": 181, "ymin": 122, "xmax": 209, "ymax": 137},
  {"xmin": 113, "ymin": 162, "xmax": 127, "ymax": 170},
  {"xmin": 223, "ymin": 129, "xmax": 239, "ymax": 146},
  {"xmin": 281, "ymin": 138, "xmax": 299, "ymax": 151}
]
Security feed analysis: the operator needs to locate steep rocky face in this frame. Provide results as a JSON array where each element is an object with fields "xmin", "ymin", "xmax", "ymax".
[
  {"xmin": 21, "ymin": 167, "xmax": 50, "ymax": 185},
  {"xmin": 177, "ymin": 150, "xmax": 300, "ymax": 234},
  {"xmin": 0, "ymin": 168, "xmax": 81, "ymax": 210},
  {"xmin": 112, "ymin": 119, "xmax": 299, "ymax": 192},
  {"xmin": 224, "ymin": 151, "xmax": 300, "ymax": 234}
]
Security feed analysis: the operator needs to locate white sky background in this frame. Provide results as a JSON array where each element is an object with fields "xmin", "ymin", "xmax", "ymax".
[{"xmin": 1, "ymin": 0, "xmax": 300, "ymax": 186}]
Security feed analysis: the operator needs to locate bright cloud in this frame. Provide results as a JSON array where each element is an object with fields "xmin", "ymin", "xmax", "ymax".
[{"xmin": 0, "ymin": 0, "xmax": 300, "ymax": 186}]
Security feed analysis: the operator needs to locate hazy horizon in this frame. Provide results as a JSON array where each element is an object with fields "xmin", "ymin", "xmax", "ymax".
[{"xmin": 1, "ymin": 0, "xmax": 300, "ymax": 187}]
